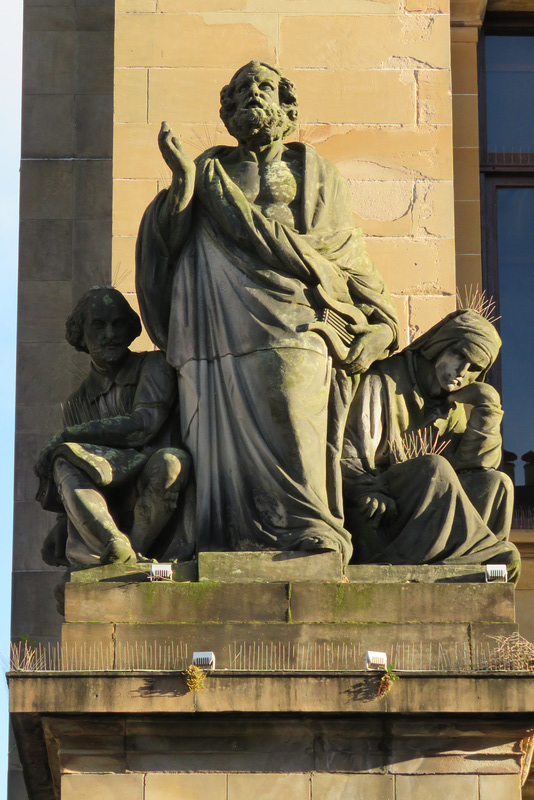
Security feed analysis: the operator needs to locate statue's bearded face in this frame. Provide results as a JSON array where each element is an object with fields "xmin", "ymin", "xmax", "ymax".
[{"xmin": 223, "ymin": 65, "xmax": 295, "ymax": 146}]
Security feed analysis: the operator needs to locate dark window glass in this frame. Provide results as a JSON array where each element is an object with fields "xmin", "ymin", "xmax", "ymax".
[
  {"xmin": 485, "ymin": 36, "xmax": 534, "ymax": 154},
  {"xmin": 496, "ymin": 187, "xmax": 534, "ymax": 478}
]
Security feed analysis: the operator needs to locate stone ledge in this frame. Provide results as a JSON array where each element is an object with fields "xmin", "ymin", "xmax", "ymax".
[{"xmin": 9, "ymin": 672, "xmax": 534, "ymax": 716}]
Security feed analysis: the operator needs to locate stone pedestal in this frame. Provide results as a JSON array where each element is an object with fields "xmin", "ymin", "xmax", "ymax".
[{"xmin": 9, "ymin": 554, "xmax": 534, "ymax": 800}]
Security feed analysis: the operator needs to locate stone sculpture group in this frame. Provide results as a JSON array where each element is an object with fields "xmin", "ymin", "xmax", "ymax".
[{"xmin": 35, "ymin": 61, "xmax": 521, "ymax": 581}]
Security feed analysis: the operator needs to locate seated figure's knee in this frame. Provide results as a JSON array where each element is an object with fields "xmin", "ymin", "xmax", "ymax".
[
  {"xmin": 418, "ymin": 453, "xmax": 457, "ymax": 482},
  {"xmin": 143, "ymin": 448, "xmax": 190, "ymax": 494}
]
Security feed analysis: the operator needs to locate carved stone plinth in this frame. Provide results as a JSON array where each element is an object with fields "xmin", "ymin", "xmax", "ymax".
[{"xmin": 9, "ymin": 556, "xmax": 534, "ymax": 800}]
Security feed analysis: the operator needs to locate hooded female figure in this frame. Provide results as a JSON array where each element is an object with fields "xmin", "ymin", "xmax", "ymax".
[{"xmin": 342, "ymin": 309, "xmax": 521, "ymax": 581}]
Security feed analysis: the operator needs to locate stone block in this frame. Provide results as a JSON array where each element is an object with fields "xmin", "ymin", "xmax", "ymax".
[
  {"xmin": 112, "ymin": 178, "xmax": 159, "ymax": 237},
  {"xmin": 75, "ymin": 94, "xmax": 113, "ymax": 158},
  {"xmin": 453, "ymin": 147, "xmax": 480, "ymax": 202},
  {"xmin": 480, "ymin": 773, "xmax": 522, "ymax": 800},
  {"xmin": 16, "ymin": 403, "xmax": 63, "ymax": 436},
  {"xmin": 19, "ymin": 160, "xmax": 74, "ymax": 220},
  {"xmin": 454, "ymin": 200, "xmax": 482, "ymax": 254},
  {"xmin": 413, "ymin": 179, "xmax": 454, "ymax": 238},
  {"xmin": 114, "ymin": 68, "xmax": 148, "ymax": 124},
  {"xmin": 228, "ymin": 773, "xmax": 310, "ymax": 800},
  {"xmin": 453, "ymin": 96, "xmax": 479, "ymax": 149},
  {"xmin": 311, "ymin": 773, "xmax": 394, "ymax": 799},
  {"xmin": 12, "ymin": 501, "xmax": 55, "ymax": 571},
  {"xmin": 74, "ymin": 160, "xmax": 112, "ymax": 219},
  {"xmin": 14, "ymin": 430, "xmax": 53, "ymax": 503},
  {"xmin": 22, "ymin": 31, "xmax": 75, "ymax": 94},
  {"xmin": 281, "ymin": 14, "xmax": 450, "ymax": 70},
  {"xmin": 406, "ymin": 0, "xmax": 448, "ymax": 9},
  {"xmin": 347, "ymin": 179, "xmax": 414, "ymax": 237},
  {"xmin": 72, "ymin": 219, "xmax": 112, "ymax": 291},
  {"xmin": 288, "ymin": 68, "xmax": 416, "ymax": 125},
  {"xmin": 366, "ymin": 236, "xmax": 456, "ymax": 295},
  {"xmin": 408, "ymin": 294, "xmax": 457, "ymax": 341},
  {"xmin": 24, "ymin": 5, "xmax": 75, "ymax": 31},
  {"xmin": 396, "ymin": 774, "xmax": 479, "ymax": 799},
  {"xmin": 111, "ymin": 620, "xmax": 473, "ymax": 671},
  {"xmin": 17, "ymin": 280, "xmax": 72, "ymax": 343},
  {"xmin": 18, "ymin": 219, "xmax": 73, "ymax": 282},
  {"xmin": 470, "ymin": 622, "xmax": 519, "ymax": 658},
  {"xmin": 113, "ymin": 123, "xmax": 161, "ymax": 179},
  {"xmin": 11, "ymin": 571, "xmax": 63, "ymax": 639},
  {"xmin": 76, "ymin": 6, "xmax": 114, "ymax": 32},
  {"xmin": 117, "ymin": 0, "xmax": 156, "ymax": 9},
  {"xmin": 456, "ymin": 255, "xmax": 483, "ymax": 292},
  {"xmin": 16, "ymin": 343, "xmax": 73, "ymax": 408},
  {"xmin": 198, "ymin": 551, "xmax": 343, "ymax": 583},
  {"xmin": 388, "ymin": 717, "xmax": 523, "ymax": 774},
  {"xmin": 145, "ymin": 773, "xmax": 226, "ymax": 800},
  {"xmin": 61, "ymin": 623, "xmax": 115, "ymax": 667},
  {"xmin": 147, "ymin": 67, "xmax": 245, "ymax": 124},
  {"xmin": 346, "ymin": 565, "xmax": 487, "ymax": 583},
  {"xmin": 61, "ymin": 773, "xmax": 143, "ymax": 800},
  {"xmin": 44, "ymin": 716, "xmax": 126, "ymax": 774},
  {"xmin": 451, "ymin": 41, "xmax": 478, "ymax": 95},
  {"xmin": 64, "ymin": 581, "xmax": 290, "ymax": 623},
  {"xmin": 417, "ymin": 69, "xmax": 452, "ymax": 125},
  {"xmin": 289, "ymin": 583, "xmax": 515, "ymax": 624},
  {"xmin": 309, "ymin": 124, "xmax": 453, "ymax": 181},
  {"xmin": 21, "ymin": 94, "xmax": 75, "ymax": 158},
  {"xmin": 122, "ymin": 292, "xmax": 156, "ymax": 351},
  {"xmin": 246, "ymin": 0, "xmax": 399, "ymax": 9},
  {"xmin": 159, "ymin": 0, "xmax": 246, "ymax": 8},
  {"xmin": 451, "ymin": 27, "xmax": 479, "ymax": 44},
  {"xmin": 111, "ymin": 236, "xmax": 137, "ymax": 289},
  {"xmin": 7, "ymin": 769, "xmax": 29, "ymax": 800},
  {"xmin": 127, "ymin": 718, "xmax": 315, "ymax": 773},
  {"xmin": 115, "ymin": 13, "xmax": 274, "ymax": 68},
  {"xmin": 75, "ymin": 31, "xmax": 114, "ymax": 94}
]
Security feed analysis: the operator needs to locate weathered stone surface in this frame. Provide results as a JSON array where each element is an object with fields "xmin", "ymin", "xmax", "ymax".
[
  {"xmin": 396, "ymin": 774, "xmax": 478, "ymax": 799},
  {"xmin": 198, "ymin": 551, "xmax": 343, "ymax": 583},
  {"xmin": 311, "ymin": 773, "xmax": 394, "ymax": 799},
  {"xmin": 10, "ymin": 673, "xmax": 534, "ymax": 716},
  {"xmin": 289, "ymin": 583, "xmax": 516, "ymax": 624},
  {"xmin": 64, "ymin": 581, "xmax": 291, "ymax": 624},
  {"xmin": 108, "ymin": 620, "xmax": 477, "ymax": 671},
  {"xmin": 346, "ymin": 564, "xmax": 488, "ymax": 583},
  {"xmin": 145, "ymin": 773, "xmax": 226, "ymax": 800},
  {"xmin": 228, "ymin": 773, "xmax": 310, "ymax": 800},
  {"xmin": 61, "ymin": 773, "xmax": 143, "ymax": 800}
]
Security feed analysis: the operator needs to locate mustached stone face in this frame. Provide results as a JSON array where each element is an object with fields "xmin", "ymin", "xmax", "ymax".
[
  {"xmin": 434, "ymin": 347, "xmax": 482, "ymax": 393},
  {"xmin": 83, "ymin": 294, "xmax": 131, "ymax": 369},
  {"xmin": 224, "ymin": 65, "xmax": 293, "ymax": 145}
]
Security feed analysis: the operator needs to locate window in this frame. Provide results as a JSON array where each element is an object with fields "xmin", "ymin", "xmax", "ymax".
[{"xmin": 480, "ymin": 15, "xmax": 534, "ymax": 490}]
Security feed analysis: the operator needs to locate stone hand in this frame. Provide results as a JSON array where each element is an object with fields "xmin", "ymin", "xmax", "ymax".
[
  {"xmin": 448, "ymin": 381, "xmax": 501, "ymax": 408},
  {"xmin": 345, "ymin": 323, "xmax": 394, "ymax": 375},
  {"xmin": 356, "ymin": 491, "xmax": 397, "ymax": 523},
  {"xmin": 158, "ymin": 121, "xmax": 195, "ymax": 183}
]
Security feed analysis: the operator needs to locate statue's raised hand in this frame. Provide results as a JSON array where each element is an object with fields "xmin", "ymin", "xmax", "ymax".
[{"xmin": 158, "ymin": 121, "xmax": 195, "ymax": 184}]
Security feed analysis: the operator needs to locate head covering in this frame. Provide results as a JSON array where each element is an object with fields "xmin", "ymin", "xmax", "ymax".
[{"xmin": 406, "ymin": 309, "xmax": 501, "ymax": 380}]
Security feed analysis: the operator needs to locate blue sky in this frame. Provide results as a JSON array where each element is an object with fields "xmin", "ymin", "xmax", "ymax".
[{"xmin": 0, "ymin": 2, "xmax": 23, "ymax": 797}]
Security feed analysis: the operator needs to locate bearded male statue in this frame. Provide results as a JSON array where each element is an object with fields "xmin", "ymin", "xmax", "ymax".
[{"xmin": 136, "ymin": 61, "xmax": 399, "ymax": 564}]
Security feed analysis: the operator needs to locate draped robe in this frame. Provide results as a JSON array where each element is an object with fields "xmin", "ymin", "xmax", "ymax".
[{"xmin": 136, "ymin": 143, "xmax": 399, "ymax": 562}]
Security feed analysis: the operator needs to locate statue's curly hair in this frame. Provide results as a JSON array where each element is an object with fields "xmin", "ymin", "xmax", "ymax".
[
  {"xmin": 65, "ymin": 286, "xmax": 142, "ymax": 353},
  {"xmin": 220, "ymin": 61, "xmax": 299, "ymax": 138}
]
